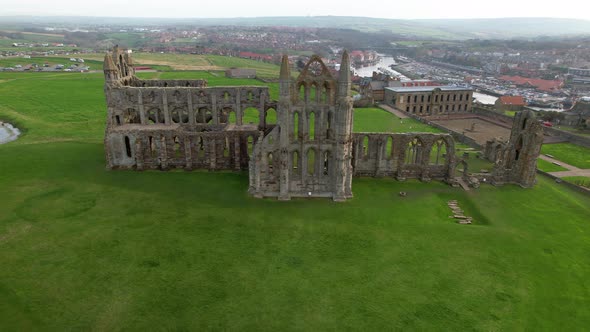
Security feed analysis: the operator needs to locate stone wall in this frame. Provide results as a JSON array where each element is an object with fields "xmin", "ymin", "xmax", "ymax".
[
  {"xmin": 352, "ymin": 132, "xmax": 456, "ymax": 181},
  {"xmin": 474, "ymin": 105, "xmax": 590, "ymax": 148}
]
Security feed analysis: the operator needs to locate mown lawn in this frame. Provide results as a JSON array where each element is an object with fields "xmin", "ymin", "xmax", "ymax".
[
  {"xmin": 537, "ymin": 158, "xmax": 569, "ymax": 172},
  {"xmin": 1, "ymin": 72, "xmax": 590, "ymax": 330},
  {"xmin": 562, "ymin": 176, "xmax": 590, "ymax": 189},
  {"xmin": 541, "ymin": 143, "xmax": 590, "ymax": 169}
]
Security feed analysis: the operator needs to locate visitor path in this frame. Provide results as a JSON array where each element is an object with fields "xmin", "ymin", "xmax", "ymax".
[
  {"xmin": 0, "ymin": 122, "xmax": 20, "ymax": 144},
  {"xmin": 538, "ymin": 154, "xmax": 590, "ymax": 177},
  {"xmin": 378, "ymin": 104, "xmax": 409, "ymax": 119}
]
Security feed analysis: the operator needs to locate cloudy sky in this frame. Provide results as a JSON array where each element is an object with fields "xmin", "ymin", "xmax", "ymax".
[{"xmin": 3, "ymin": 0, "xmax": 589, "ymax": 20}]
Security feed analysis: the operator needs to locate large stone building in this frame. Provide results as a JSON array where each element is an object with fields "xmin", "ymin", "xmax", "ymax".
[
  {"xmin": 384, "ymin": 86, "xmax": 473, "ymax": 115},
  {"xmin": 103, "ymin": 47, "xmax": 541, "ymax": 200}
]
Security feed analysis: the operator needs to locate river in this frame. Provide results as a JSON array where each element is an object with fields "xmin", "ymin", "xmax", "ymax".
[
  {"xmin": 353, "ymin": 56, "xmax": 408, "ymax": 79},
  {"xmin": 473, "ymin": 92, "xmax": 498, "ymax": 105},
  {"xmin": 0, "ymin": 122, "xmax": 20, "ymax": 144}
]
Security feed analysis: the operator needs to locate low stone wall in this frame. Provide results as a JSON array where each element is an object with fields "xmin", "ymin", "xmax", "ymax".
[
  {"xmin": 537, "ymin": 170, "xmax": 590, "ymax": 196},
  {"xmin": 474, "ymin": 105, "xmax": 590, "ymax": 148},
  {"xmin": 351, "ymin": 132, "xmax": 456, "ymax": 181},
  {"xmin": 472, "ymin": 105, "xmax": 514, "ymax": 125},
  {"xmin": 542, "ymin": 126, "xmax": 590, "ymax": 148}
]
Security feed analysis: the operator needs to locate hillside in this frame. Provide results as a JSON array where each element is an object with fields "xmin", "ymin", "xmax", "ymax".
[{"xmin": 1, "ymin": 16, "xmax": 590, "ymax": 39}]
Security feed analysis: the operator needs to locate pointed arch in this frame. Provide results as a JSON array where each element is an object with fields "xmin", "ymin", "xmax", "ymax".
[
  {"xmin": 323, "ymin": 150, "xmax": 331, "ymax": 175},
  {"xmin": 293, "ymin": 112, "xmax": 300, "ymax": 140},
  {"xmin": 243, "ymin": 107, "xmax": 259, "ymax": 125},
  {"xmin": 363, "ymin": 136, "xmax": 370, "ymax": 158},
  {"xmin": 307, "ymin": 148, "xmax": 316, "ymax": 175},
  {"xmin": 265, "ymin": 108, "xmax": 277, "ymax": 125},
  {"xmin": 195, "ymin": 107, "xmax": 212, "ymax": 124},
  {"xmin": 124, "ymin": 136, "xmax": 132, "ymax": 158},
  {"xmin": 405, "ymin": 137, "xmax": 424, "ymax": 164},
  {"xmin": 515, "ymin": 135, "xmax": 524, "ymax": 161},
  {"xmin": 292, "ymin": 150, "xmax": 300, "ymax": 177},
  {"xmin": 308, "ymin": 112, "xmax": 315, "ymax": 140},
  {"xmin": 429, "ymin": 138, "xmax": 448, "ymax": 165},
  {"xmin": 386, "ymin": 136, "xmax": 394, "ymax": 159}
]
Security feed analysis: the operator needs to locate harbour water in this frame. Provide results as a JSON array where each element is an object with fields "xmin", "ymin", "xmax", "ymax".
[
  {"xmin": 353, "ymin": 56, "xmax": 407, "ymax": 79},
  {"xmin": 473, "ymin": 92, "xmax": 498, "ymax": 105},
  {"xmin": 0, "ymin": 122, "xmax": 20, "ymax": 144}
]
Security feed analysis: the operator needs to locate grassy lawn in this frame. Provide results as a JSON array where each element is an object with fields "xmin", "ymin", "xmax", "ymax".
[
  {"xmin": 503, "ymin": 110, "xmax": 517, "ymax": 117},
  {"xmin": 562, "ymin": 176, "xmax": 590, "ymax": 189},
  {"xmin": 354, "ymin": 107, "xmax": 445, "ymax": 133},
  {"xmin": 537, "ymin": 158, "xmax": 569, "ymax": 172},
  {"xmin": 1, "ymin": 72, "xmax": 590, "ymax": 330},
  {"xmin": 541, "ymin": 143, "xmax": 590, "ymax": 169},
  {"xmin": 0, "ymin": 57, "xmax": 102, "ymax": 69},
  {"xmin": 77, "ymin": 53, "xmax": 281, "ymax": 77}
]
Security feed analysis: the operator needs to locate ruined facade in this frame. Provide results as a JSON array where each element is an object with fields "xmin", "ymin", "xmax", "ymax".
[
  {"xmin": 484, "ymin": 110, "xmax": 544, "ymax": 187},
  {"xmin": 103, "ymin": 46, "xmax": 275, "ymax": 172},
  {"xmin": 103, "ymin": 47, "xmax": 539, "ymax": 200}
]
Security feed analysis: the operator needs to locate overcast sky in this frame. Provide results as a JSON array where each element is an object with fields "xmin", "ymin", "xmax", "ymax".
[{"xmin": 3, "ymin": 0, "xmax": 590, "ymax": 20}]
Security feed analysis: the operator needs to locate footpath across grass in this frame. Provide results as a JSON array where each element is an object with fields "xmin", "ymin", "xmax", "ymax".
[
  {"xmin": 541, "ymin": 143, "xmax": 590, "ymax": 169},
  {"xmin": 537, "ymin": 158, "xmax": 569, "ymax": 172}
]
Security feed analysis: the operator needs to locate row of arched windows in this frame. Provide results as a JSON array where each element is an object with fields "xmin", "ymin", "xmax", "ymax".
[
  {"xmin": 292, "ymin": 111, "xmax": 333, "ymax": 141},
  {"xmin": 297, "ymin": 82, "xmax": 332, "ymax": 104},
  {"xmin": 134, "ymin": 107, "xmax": 273, "ymax": 125},
  {"xmin": 266, "ymin": 149, "xmax": 331, "ymax": 177},
  {"xmin": 359, "ymin": 136, "xmax": 449, "ymax": 165}
]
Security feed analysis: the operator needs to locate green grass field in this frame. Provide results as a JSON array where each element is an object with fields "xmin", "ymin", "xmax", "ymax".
[
  {"xmin": 541, "ymin": 143, "xmax": 590, "ymax": 169},
  {"xmin": 77, "ymin": 53, "xmax": 282, "ymax": 77},
  {"xmin": 1, "ymin": 72, "xmax": 590, "ymax": 330},
  {"xmin": 537, "ymin": 158, "xmax": 569, "ymax": 172},
  {"xmin": 562, "ymin": 176, "xmax": 590, "ymax": 189}
]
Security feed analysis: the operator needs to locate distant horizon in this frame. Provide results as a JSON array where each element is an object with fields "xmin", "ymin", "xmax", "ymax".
[
  {"xmin": 2, "ymin": 0, "xmax": 590, "ymax": 21},
  {"xmin": 1, "ymin": 14, "xmax": 590, "ymax": 21}
]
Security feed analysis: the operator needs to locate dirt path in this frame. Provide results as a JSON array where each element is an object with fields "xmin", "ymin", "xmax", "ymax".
[
  {"xmin": 378, "ymin": 104, "xmax": 409, "ymax": 119},
  {"xmin": 538, "ymin": 154, "xmax": 590, "ymax": 178}
]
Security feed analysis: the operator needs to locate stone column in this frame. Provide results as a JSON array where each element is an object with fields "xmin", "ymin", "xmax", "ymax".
[
  {"xmin": 138, "ymin": 90, "xmax": 146, "ymax": 125},
  {"xmin": 187, "ymin": 91, "xmax": 195, "ymax": 125},
  {"xmin": 163, "ymin": 91, "xmax": 171, "ymax": 125}
]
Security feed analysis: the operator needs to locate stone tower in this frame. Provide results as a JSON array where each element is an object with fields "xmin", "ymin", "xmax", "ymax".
[
  {"xmin": 249, "ymin": 52, "xmax": 354, "ymax": 201},
  {"xmin": 491, "ymin": 109, "xmax": 544, "ymax": 187},
  {"xmin": 103, "ymin": 46, "xmax": 134, "ymax": 83}
]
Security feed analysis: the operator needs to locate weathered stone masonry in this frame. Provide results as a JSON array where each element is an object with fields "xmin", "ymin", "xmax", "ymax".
[{"xmin": 103, "ymin": 47, "xmax": 542, "ymax": 201}]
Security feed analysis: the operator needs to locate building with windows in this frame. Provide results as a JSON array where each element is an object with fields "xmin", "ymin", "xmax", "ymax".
[{"xmin": 384, "ymin": 86, "xmax": 474, "ymax": 115}]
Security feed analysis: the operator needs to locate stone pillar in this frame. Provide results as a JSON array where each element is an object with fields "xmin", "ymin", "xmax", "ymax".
[
  {"xmin": 159, "ymin": 135, "xmax": 168, "ymax": 170},
  {"xmin": 184, "ymin": 136, "xmax": 192, "ymax": 170},
  {"xmin": 212, "ymin": 94, "xmax": 218, "ymax": 125},
  {"xmin": 138, "ymin": 90, "xmax": 146, "ymax": 125},
  {"xmin": 135, "ymin": 137, "xmax": 144, "ymax": 170},
  {"xmin": 187, "ymin": 91, "xmax": 195, "ymax": 125},
  {"xmin": 236, "ymin": 88, "xmax": 242, "ymax": 126},
  {"xmin": 209, "ymin": 138, "xmax": 216, "ymax": 169},
  {"xmin": 163, "ymin": 91, "xmax": 171, "ymax": 125},
  {"xmin": 234, "ymin": 136, "xmax": 241, "ymax": 171}
]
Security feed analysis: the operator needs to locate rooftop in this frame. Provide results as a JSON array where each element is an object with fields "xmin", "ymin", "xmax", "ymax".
[{"xmin": 385, "ymin": 86, "xmax": 472, "ymax": 93}]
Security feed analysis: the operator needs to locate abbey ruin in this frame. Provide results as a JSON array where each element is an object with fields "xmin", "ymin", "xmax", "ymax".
[{"xmin": 103, "ymin": 47, "xmax": 544, "ymax": 201}]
